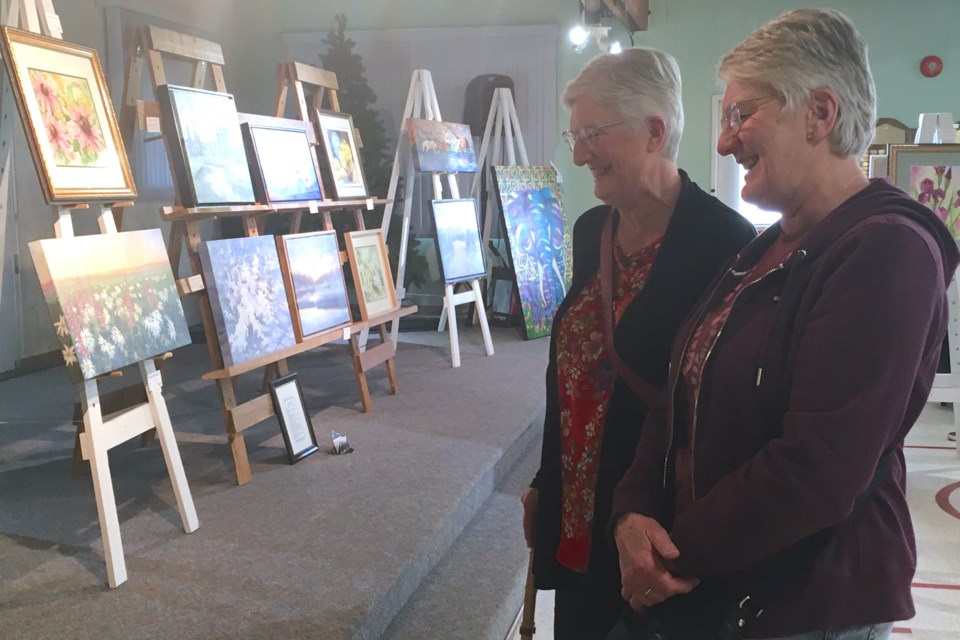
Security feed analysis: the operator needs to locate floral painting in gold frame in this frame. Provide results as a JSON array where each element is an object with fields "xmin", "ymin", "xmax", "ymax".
[
  {"xmin": 888, "ymin": 144, "xmax": 960, "ymax": 240},
  {"xmin": 0, "ymin": 26, "xmax": 136, "ymax": 203}
]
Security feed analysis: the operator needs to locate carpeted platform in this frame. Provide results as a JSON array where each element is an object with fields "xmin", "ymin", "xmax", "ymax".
[{"xmin": 0, "ymin": 327, "xmax": 547, "ymax": 639}]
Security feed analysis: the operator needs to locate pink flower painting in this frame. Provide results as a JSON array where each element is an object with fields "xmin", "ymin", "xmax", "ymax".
[
  {"xmin": 28, "ymin": 68, "xmax": 106, "ymax": 167},
  {"xmin": 910, "ymin": 164, "xmax": 960, "ymax": 240}
]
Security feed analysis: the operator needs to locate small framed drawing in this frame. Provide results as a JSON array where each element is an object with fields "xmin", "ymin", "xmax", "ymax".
[
  {"xmin": 888, "ymin": 143, "xmax": 960, "ymax": 240},
  {"xmin": 241, "ymin": 117, "xmax": 324, "ymax": 205},
  {"xmin": 156, "ymin": 84, "xmax": 256, "ymax": 207},
  {"xmin": 0, "ymin": 26, "xmax": 137, "ymax": 204},
  {"xmin": 276, "ymin": 231, "xmax": 352, "ymax": 341},
  {"xmin": 430, "ymin": 198, "xmax": 486, "ymax": 283},
  {"xmin": 268, "ymin": 373, "xmax": 319, "ymax": 464},
  {"xmin": 315, "ymin": 109, "xmax": 368, "ymax": 199},
  {"xmin": 343, "ymin": 230, "xmax": 397, "ymax": 320}
]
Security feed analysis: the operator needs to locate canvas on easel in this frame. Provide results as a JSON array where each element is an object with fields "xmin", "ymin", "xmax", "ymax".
[
  {"xmin": 241, "ymin": 118, "xmax": 324, "ymax": 206},
  {"xmin": 430, "ymin": 198, "xmax": 485, "ymax": 283},
  {"xmin": 315, "ymin": 109, "xmax": 367, "ymax": 199},
  {"xmin": 344, "ymin": 229, "xmax": 397, "ymax": 320},
  {"xmin": 408, "ymin": 119, "xmax": 478, "ymax": 173}
]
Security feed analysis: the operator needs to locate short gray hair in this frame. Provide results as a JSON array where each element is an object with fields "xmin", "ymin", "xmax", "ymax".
[
  {"xmin": 718, "ymin": 8, "xmax": 876, "ymax": 158},
  {"xmin": 562, "ymin": 47, "xmax": 684, "ymax": 161}
]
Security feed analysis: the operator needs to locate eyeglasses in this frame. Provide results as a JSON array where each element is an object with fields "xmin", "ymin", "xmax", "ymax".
[
  {"xmin": 561, "ymin": 121, "xmax": 623, "ymax": 151},
  {"xmin": 719, "ymin": 96, "xmax": 778, "ymax": 134}
]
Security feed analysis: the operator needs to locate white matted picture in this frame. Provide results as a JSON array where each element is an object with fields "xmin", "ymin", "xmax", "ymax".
[
  {"xmin": 315, "ymin": 109, "xmax": 368, "ymax": 199},
  {"xmin": 268, "ymin": 373, "xmax": 319, "ymax": 464},
  {"xmin": 430, "ymin": 198, "xmax": 486, "ymax": 283},
  {"xmin": 343, "ymin": 230, "xmax": 397, "ymax": 320}
]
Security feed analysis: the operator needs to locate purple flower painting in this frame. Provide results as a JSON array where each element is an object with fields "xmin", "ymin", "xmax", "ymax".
[{"xmin": 909, "ymin": 164, "xmax": 960, "ymax": 239}]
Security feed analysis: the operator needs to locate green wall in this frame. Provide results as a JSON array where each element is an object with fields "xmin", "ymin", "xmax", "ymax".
[{"xmin": 235, "ymin": 0, "xmax": 960, "ymax": 220}]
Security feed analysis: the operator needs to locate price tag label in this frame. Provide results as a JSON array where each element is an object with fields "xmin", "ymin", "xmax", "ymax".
[
  {"xmin": 365, "ymin": 198, "xmax": 374, "ymax": 210},
  {"xmin": 146, "ymin": 116, "xmax": 161, "ymax": 133},
  {"xmin": 308, "ymin": 201, "xmax": 319, "ymax": 214},
  {"xmin": 342, "ymin": 327, "xmax": 351, "ymax": 340},
  {"xmin": 45, "ymin": 13, "xmax": 63, "ymax": 35}
]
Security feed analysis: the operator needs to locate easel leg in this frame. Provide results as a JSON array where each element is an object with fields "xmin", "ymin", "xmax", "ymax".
[
  {"xmin": 79, "ymin": 380, "xmax": 127, "ymax": 588},
  {"xmin": 140, "ymin": 361, "xmax": 199, "ymax": 534},
  {"xmin": 445, "ymin": 284, "xmax": 461, "ymax": 368},
  {"xmin": 378, "ymin": 324, "xmax": 398, "ymax": 394},
  {"xmin": 351, "ymin": 334, "xmax": 373, "ymax": 412},
  {"xmin": 472, "ymin": 279, "xmax": 495, "ymax": 357},
  {"xmin": 218, "ymin": 378, "xmax": 252, "ymax": 485}
]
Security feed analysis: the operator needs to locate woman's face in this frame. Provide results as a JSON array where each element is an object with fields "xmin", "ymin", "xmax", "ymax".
[
  {"xmin": 717, "ymin": 80, "xmax": 812, "ymax": 214},
  {"xmin": 568, "ymin": 97, "xmax": 653, "ymax": 210}
]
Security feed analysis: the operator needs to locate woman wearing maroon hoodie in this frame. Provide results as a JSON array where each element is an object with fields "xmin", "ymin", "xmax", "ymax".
[{"xmin": 611, "ymin": 9, "xmax": 960, "ymax": 640}]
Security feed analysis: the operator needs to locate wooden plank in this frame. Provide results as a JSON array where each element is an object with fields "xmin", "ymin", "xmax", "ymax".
[
  {"xmin": 211, "ymin": 64, "xmax": 226, "ymax": 92},
  {"xmin": 357, "ymin": 340, "xmax": 396, "ymax": 372},
  {"xmin": 135, "ymin": 99, "xmax": 161, "ymax": 131},
  {"xmin": 81, "ymin": 403, "xmax": 156, "ymax": 452},
  {"xmin": 275, "ymin": 62, "xmax": 290, "ymax": 117},
  {"xmin": 147, "ymin": 25, "xmax": 225, "ymax": 65},
  {"xmin": 291, "ymin": 61, "xmax": 338, "ymax": 90},
  {"xmin": 203, "ymin": 323, "xmax": 351, "ymax": 380},
  {"xmin": 229, "ymin": 393, "xmax": 275, "ymax": 433},
  {"xmin": 191, "ymin": 60, "xmax": 206, "ymax": 89},
  {"xmin": 160, "ymin": 203, "xmax": 275, "ymax": 221},
  {"xmin": 146, "ymin": 49, "xmax": 167, "ymax": 88}
]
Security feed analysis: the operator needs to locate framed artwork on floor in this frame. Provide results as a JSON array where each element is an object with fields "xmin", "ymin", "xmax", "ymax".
[
  {"xmin": 407, "ymin": 119, "xmax": 478, "ymax": 173},
  {"xmin": 429, "ymin": 198, "xmax": 486, "ymax": 283},
  {"xmin": 0, "ymin": 26, "xmax": 137, "ymax": 203},
  {"xmin": 888, "ymin": 143, "xmax": 960, "ymax": 240},
  {"xmin": 157, "ymin": 84, "xmax": 256, "ymax": 207},
  {"xmin": 315, "ymin": 109, "xmax": 367, "ymax": 199},
  {"xmin": 276, "ymin": 231, "xmax": 352, "ymax": 341},
  {"xmin": 343, "ymin": 230, "xmax": 397, "ymax": 320},
  {"xmin": 28, "ymin": 229, "xmax": 191, "ymax": 384},
  {"xmin": 269, "ymin": 373, "xmax": 319, "ymax": 464},
  {"xmin": 492, "ymin": 165, "xmax": 572, "ymax": 340},
  {"xmin": 199, "ymin": 236, "xmax": 296, "ymax": 367},
  {"xmin": 241, "ymin": 117, "xmax": 324, "ymax": 205}
]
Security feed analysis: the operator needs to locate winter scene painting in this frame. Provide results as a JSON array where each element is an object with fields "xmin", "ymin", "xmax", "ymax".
[
  {"xmin": 200, "ymin": 236, "xmax": 295, "ymax": 367},
  {"xmin": 28, "ymin": 229, "xmax": 191, "ymax": 384},
  {"xmin": 276, "ymin": 231, "xmax": 351, "ymax": 340}
]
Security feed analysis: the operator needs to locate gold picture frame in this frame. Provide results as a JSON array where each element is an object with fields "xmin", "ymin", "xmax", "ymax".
[
  {"xmin": 0, "ymin": 26, "xmax": 136, "ymax": 203},
  {"xmin": 343, "ymin": 229, "xmax": 397, "ymax": 320}
]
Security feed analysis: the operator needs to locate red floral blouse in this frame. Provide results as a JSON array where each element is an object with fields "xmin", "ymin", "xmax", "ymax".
[{"xmin": 555, "ymin": 235, "xmax": 663, "ymax": 572}]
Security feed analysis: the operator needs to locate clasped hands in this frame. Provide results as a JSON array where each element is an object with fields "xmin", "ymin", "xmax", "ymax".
[{"xmin": 614, "ymin": 513, "xmax": 700, "ymax": 612}]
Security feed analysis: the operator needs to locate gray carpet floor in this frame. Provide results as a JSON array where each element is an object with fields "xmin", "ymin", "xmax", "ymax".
[{"xmin": 0, "ymin": 327, "xmax": 547, "ymax": 639}]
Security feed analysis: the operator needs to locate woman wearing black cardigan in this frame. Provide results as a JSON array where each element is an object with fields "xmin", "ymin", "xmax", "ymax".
[{"xmin": 521, "ymin": 48, "xmax": 756, "ymax": 640}]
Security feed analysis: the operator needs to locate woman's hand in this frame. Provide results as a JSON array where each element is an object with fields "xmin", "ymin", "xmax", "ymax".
[
  {"xmin": 521, "ymin": 488, "xmax": 539, "ymax": 548},
  {"xmin": 614, "ymin": 513, "xmax": 699, "ymax": 610}
]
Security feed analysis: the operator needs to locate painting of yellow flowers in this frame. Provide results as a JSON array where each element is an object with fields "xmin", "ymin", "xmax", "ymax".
[
  {"xmin": 0, "ymin": 26, "xmax": 136, "ymax": 203},
  {"xmin": 28, "ymin": 230, "xmax": 191, "ymax": 385}
]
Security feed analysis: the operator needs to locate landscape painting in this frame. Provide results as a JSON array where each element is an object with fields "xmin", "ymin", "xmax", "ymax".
[
  {"xmin": 199, "ymin": 236, "xmax": 296, "ymax": 367},
  {"xmin": 430, "ymin": 198, "xmax": 486, "ymax": 283},
  {"xmin": 28, "ymin": 229, "xmax": 191, "ymax": 384},
  {"xmin": 344, "ymin": 230, "xmax": 397, "ymax": 320},
  {"xmin": 408, "ymin": 119, "xmax": 478, "ymax": 173},
  {"xmin": 492, "ymin": 165, "xmax": 572, "ymax": 339},
  {"xmin": 158, "ymin": 84, "xmax": 256, "ymax": 207},
  {"xmin": 276, "ymin": 231, "xmax": 352, "ymax": 341},
  {"xmin": 242, "ymin": 121, "xmax": 324, "ymax": 205}
]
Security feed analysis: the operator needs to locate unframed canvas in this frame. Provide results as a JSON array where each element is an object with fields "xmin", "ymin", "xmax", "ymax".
[
  {"xmin": 28, "ymin": 229, "xmax": 191, "ymax": 384},
  {"xmin": 344, "ymin": 230, "xmax": 397, "ymax": 320},
  {"xmin": 276, "ymin": 231, "xmax": 352, "ymax": 341},
  {"xmin": 0, "ymin": 26, "xmax": 136, "ymax": 203},
  {"xmin": 407, "ymin": 119, "xmax": 478, "ymax": 173},
  {"xmin": 158, "ymin": 84, "xmax": 256, "ymax": 207},
  {"xmin": 199, "ymin": 236, "xmax": 296, "ymax": 367},
  {"xmin": 492, "ymin": 165, "xmax": 573, "ymax": 340}
]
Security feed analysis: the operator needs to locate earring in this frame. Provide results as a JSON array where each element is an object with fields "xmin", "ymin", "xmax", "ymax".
[{"xmin": 806, "ymin": 131, "xmax": 814, "ymax": 141}]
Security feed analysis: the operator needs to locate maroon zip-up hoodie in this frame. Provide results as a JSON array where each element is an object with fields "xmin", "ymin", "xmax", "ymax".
[{"xmin": 613, "ymin": 179, "xmax": 960, "ymax": 637}]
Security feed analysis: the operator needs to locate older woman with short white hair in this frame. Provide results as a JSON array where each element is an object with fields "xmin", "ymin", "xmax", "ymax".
[
  {"xmin": 612, "ymin": 10, "xmax": 959, "ymax": 640},
  {"xmin": 520, "ymin": 47, "xmax": 755, "ymax": 640}
]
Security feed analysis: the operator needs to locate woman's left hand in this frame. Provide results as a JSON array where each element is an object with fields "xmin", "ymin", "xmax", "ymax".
[{"xmin": 614, "ymin": 513, "xmax": 699, "ymax": 609}]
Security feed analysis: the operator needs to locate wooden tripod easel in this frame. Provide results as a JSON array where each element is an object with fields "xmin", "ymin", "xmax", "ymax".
[
  {"xmin": 380, "ymin": 69, "xmax": 493, "ymax": 367},
  {"xmin": 0, "ymin": 1, "xmax": 198, "ymax": 588}
]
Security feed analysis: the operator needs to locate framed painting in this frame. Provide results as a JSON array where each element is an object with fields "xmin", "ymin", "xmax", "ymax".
[
  {"xmin": 492, "ymin": 165, "xmax": 573, "ymax": 340},
  {"xmin": 269, "ymin": 373, "xmax": 319, "ymax": 464},
  {"xmin": 315, "ymin": 109, "xmax": 368, "ymax": 199},
  {"xmin": 28, "ymin": 229, "xmax": 191, "ymax": 384},
  {"xmin": 0, "ymin": 26, "xmax": 136, "ymax": 203},
  {"xmin": 429, "ymin": 198, "xmax": 486, "ymax": 283},
  {"xmin": 199, "ymin": 236, "xmax": 296, "ymax": 367},
  {"xmin": 408, "ymin": 119, "xmax": 478, "ymax": 173},
  {"xmin": 241, "ymin": 118, "xmax": 324, "ymax": 206},
  {"xmin": 888, "ymin": 144, "xmax": 960, "ymax": 240},
  {"xmin": 157, "ymin": 84, "xmax": 256, "ymax": 208},
  {"xmin": 275, "ymin": 231, "xmax": 352, "ymax": 341},
  {"xmin": 343, "ymin": 230, "xmax": 397, "ymax": 320}
]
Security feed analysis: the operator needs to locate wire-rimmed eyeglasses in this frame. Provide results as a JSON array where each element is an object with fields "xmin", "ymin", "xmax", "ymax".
[
  {"xmin": 561, "ymin": 121, "xmax": 623, "ymax": 151},
  {"xmin": 719, "ymin": 96, "xmax": 778, "ymax": 134}
]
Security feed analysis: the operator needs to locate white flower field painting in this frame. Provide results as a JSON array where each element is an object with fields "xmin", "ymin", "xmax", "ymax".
[
  {"xmin": 200, "ymin": 236, "xmax": 295, "ymax": 367},
  {"xmin": 28, "ymin": 229, "xmax": 191, "ymax": 384}
]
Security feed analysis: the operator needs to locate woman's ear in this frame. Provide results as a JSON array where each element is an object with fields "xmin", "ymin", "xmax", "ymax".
[
  {"xmin": 646, "ymin": 117, "xmax": 667, "ymax": 152},
  {"xmin": 807, "ymin": 87, "xmax": 839, "ymax": 143}
]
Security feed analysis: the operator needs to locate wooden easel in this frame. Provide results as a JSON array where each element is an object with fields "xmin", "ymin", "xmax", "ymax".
[
  {"xmin": 0, "ymin": 1, "xmax": 198, "ymax": 588},
  {"xmin": 380, "ymin": 69, "xmax": 493, "ymax": 367},
  {"xmin": 275, "ymin": 60, "xmax": 417, "ymax": 397}
]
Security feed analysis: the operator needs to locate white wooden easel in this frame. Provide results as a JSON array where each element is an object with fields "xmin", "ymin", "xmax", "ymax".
[
  {"xmin": 380, "ymin": 69, "xmax": 493, "ymax": 367},
  {"xmin": 0, "ymin": 0, "xmax": 198, "ymax": 587}
]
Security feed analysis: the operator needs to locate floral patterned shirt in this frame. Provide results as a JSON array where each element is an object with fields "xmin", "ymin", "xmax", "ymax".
[{"xmin": 555, "ymin": 235, "xmax": 662, "ymax": 572}]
